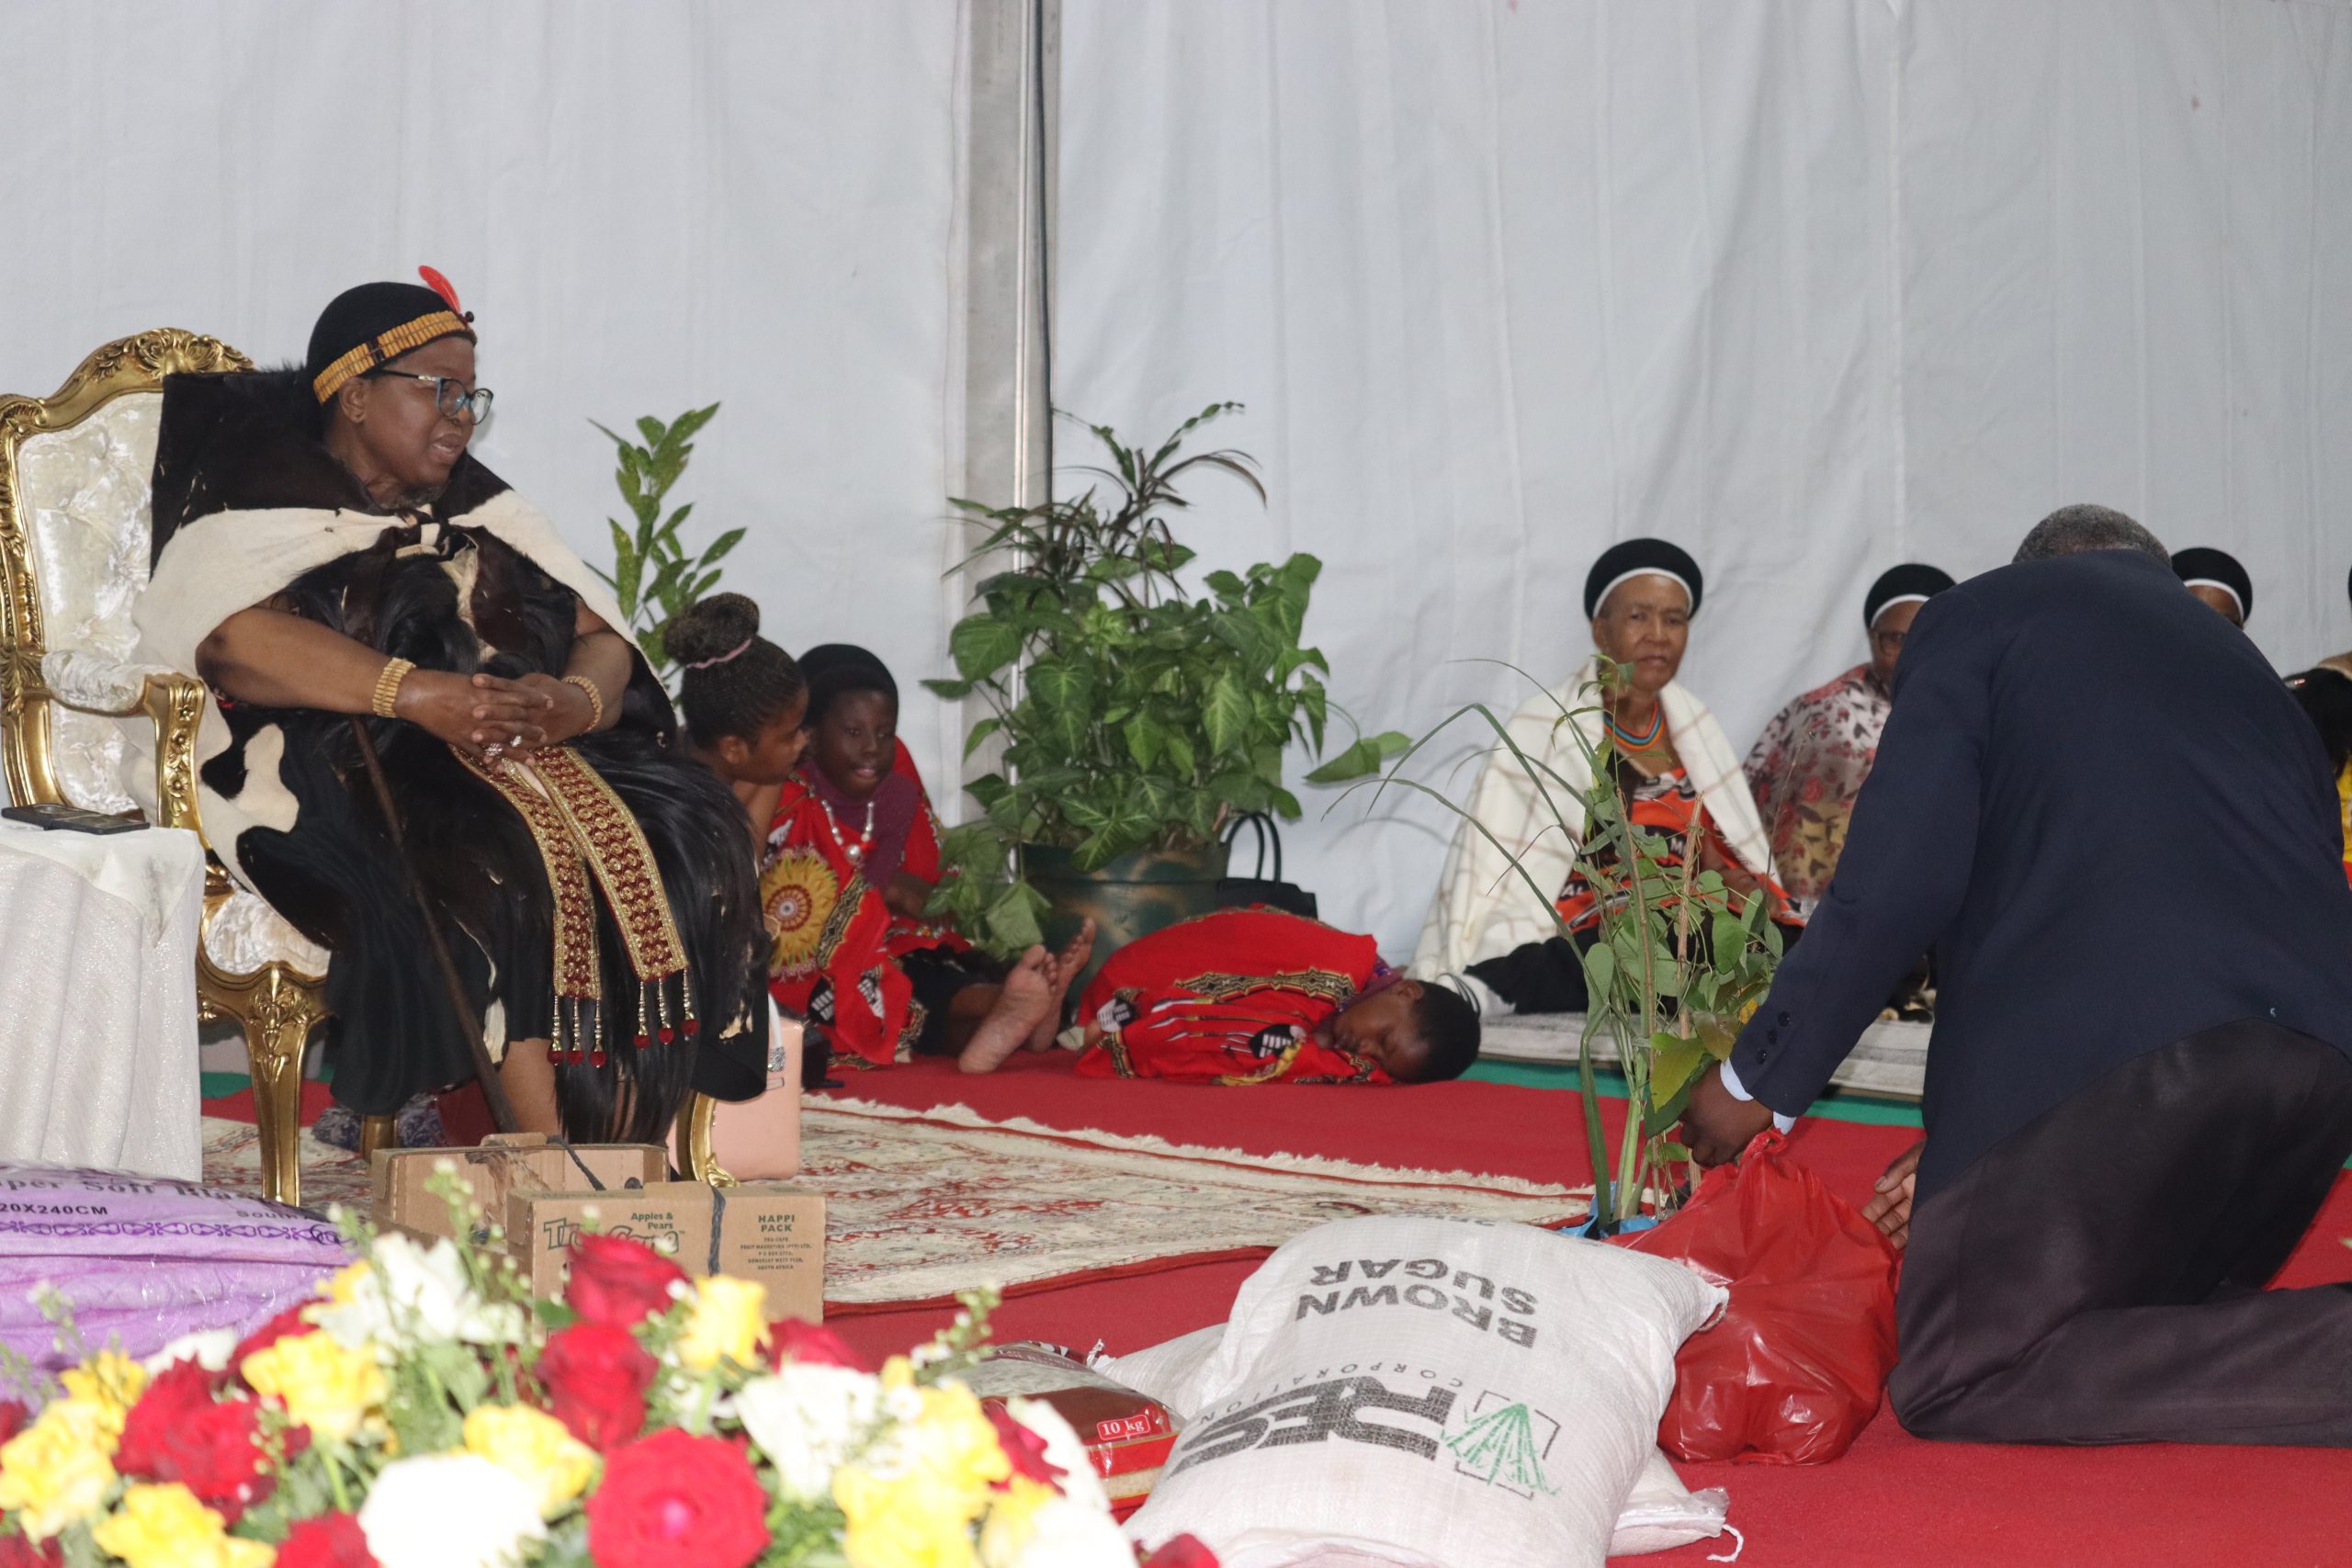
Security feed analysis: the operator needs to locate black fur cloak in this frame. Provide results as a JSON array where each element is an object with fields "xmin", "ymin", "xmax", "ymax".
[{"xmin": 134, "ymin": 369, "xmax": 766, "ymax": 1137}]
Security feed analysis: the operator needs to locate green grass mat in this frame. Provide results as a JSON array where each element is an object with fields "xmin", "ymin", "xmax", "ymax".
[{"xmin": 1464, "ymin": 1058, "xmax": 1926, "ymax": 1128}]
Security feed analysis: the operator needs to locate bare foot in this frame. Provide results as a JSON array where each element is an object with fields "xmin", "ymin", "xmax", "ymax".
[
  {"xmin": 957, "ymin": 945, "xmax": 1055, "ymax": 1074},
  {"xmin": 1026, "ymin": 919, "xmax": 1098, "ymax": 1050}
]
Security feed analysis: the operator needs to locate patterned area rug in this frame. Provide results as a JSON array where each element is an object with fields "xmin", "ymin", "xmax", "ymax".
[
  {"xmin": 201, "ymin": 1118, "xmax": 371, "ymax": 1216},
  {"xmin": 196, "ymin": 1102, "xmax": 1592, "ymax": 1313},
  {"xmin": 808, "ymin": 1098, "xmax": 1590, "ymax": 1313}
]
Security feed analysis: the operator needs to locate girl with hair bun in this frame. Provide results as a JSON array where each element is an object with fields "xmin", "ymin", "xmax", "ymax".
[{"xmin": 670, "ymin": 592, "xmax": 810, "ymax": 842}]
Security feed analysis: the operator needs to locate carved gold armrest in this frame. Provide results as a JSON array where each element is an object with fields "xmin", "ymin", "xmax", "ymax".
[
  {"xmin": 136, "ymin": 670, "xmax": 205, "ymax": 834},
  {"xmin": 35, "ymin": 661, "xmax": 208, "ymax": 838}
]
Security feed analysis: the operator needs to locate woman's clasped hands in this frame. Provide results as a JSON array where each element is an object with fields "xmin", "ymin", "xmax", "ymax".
[{"xmin": 394, "ymin": 670, "xmax": 598, "ymax": 761}]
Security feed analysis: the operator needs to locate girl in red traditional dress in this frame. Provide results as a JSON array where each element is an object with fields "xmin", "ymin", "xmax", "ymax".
[{"xmin": 1057, "ymin": 908, "xmax": 1481, "ymax": 1085}]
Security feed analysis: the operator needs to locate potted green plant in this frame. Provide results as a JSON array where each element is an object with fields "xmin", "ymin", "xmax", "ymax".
[
  {"xmin": 1349, "ymin": 667, "xmax": 1782, "ymax": 1231},
  {"xmin": 923, "ymin": 404, "xmax": 1402, "ymax": 977}
]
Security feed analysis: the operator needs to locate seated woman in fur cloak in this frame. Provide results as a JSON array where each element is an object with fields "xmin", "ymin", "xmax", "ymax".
[{"xmin": 133, "ymin": 273, "xmax": 767, "ymax": 1143}]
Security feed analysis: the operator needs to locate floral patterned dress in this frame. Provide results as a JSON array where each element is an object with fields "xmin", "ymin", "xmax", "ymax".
[
  {"xmin": 758, "ymin": 741, "xmax": 972, "ymax": 1066},
  {"xmin": 1741, "ymin": 665, "xmax": 1892, "ymax": 918}
]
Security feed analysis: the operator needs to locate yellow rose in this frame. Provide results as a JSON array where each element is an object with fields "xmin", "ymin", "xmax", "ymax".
[
  {"xmin": 242, "ymin": 1329, "xmax": 389, "ymax": 1443},
  {"xmin": 0, "ymin": 1398, "xmax": 119, "ymax": 1540},
  {"xmin": 90, "ymin": 1483, "xmax": 275, "ymax": 1568},
  {"xmin": 909, "ymin": 1384, "xmax": 1012, "ymax": 1504},
  {"xmin": 977, "ymin": 1475, "xmax": 1058, "ymax": 1568},
  {"xmin": 323, "ymin": 1258, "xmax": 374, "ymax": 1308},
  {"xmin": 59, "ymin": 1348, "xmax": 149, "ymax": 1436},
  {"xmin": 835, "ymin": 1464, "xmax": 980, "ymax": 1568},
  {"xmin": 674, "ymin": 1276, "xmax": 769, "ymax": 1371},
  {"xmin": 462, "ymin": 1404, "xmax": 599, "ymax": 1517}
]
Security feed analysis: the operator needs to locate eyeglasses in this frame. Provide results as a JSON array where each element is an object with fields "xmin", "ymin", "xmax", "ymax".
[{"xmin": 362, "ymin": 370, "xmax": 494, "ymax": 422}]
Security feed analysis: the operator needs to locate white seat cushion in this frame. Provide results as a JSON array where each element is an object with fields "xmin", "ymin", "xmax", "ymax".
[{"xmin": 203, "ymin": 886, "xmax": 331, "ymax": 977}]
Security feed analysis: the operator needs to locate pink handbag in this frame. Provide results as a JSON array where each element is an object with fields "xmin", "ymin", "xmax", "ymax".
[{"xmin": 674, "ymin": 1006, "xmax": 802, "ymax": 1180}]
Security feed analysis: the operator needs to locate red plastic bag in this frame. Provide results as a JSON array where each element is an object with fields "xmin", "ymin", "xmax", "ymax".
[{"xmin": 1623, "ymin": 1129, "xmax": 1899, "ymax": 1464}]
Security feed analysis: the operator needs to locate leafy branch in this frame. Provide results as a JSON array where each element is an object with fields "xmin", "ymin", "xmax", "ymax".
[{"xmin": 587, "ymin": 403, "xmax": 741, "ymax": 677}]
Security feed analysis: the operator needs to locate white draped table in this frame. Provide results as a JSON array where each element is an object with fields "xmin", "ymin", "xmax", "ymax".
[{"xmin": 0, "ymin": 819, "xmax": 205, "ymax": 1179}]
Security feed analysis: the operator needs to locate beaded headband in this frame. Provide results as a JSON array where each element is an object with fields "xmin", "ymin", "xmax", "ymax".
[{"xmin": 311, "ymin": 310, "xmax": 474, "ymax": 403}]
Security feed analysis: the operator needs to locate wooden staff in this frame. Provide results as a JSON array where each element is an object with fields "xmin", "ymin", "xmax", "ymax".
[{"xmin": 346, "ymin": 718, "xmax": 523, "ymax": 1135}]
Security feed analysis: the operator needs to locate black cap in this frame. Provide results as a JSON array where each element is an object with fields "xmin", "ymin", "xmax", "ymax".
[
  {"xmin": 1584, "ymin": 538, "xmax": 1703, "ymax": 619},
  {"xmin": 1864, "ymin": 563, "xmax": 1954, "ymax": 629},
  {"xmin": 2170, "ymin": 547, "xmax": 2252, "ymax": 623},
  {"xmin": 306, "ymin": 276, "xmax": 475, "ymax": 403}
]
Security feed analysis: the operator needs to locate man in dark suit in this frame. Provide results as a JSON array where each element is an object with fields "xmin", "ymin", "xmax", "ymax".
[{"xmin": 1680, "ymin": 504, "xmax": 2352, "ymax": 1446}]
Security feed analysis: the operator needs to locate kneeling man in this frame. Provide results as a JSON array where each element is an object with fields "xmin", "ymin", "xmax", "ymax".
[{"xmin": 1681, "ymin": 505, "xmax": 2352, "ymax": 1446}]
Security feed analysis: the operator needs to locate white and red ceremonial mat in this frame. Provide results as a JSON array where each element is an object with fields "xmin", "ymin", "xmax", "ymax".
[{"xmin": 807, "ymin": 1097, "xmax": 1589, "ymax": 1312}]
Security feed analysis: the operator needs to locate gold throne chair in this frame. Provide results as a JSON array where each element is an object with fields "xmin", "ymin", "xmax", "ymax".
[{"xmin": 0, "ymin": 331, "xmax": 334, "ymax": 1205}]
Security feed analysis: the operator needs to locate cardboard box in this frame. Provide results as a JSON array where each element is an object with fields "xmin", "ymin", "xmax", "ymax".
[
  {"xmin": 711, "ymin": 1181, "xmax": 825, "ymax": 1326},
  {"xmin": 370, "ymin": 1134, "xmax": 669, "ymax": 1244},
  {"xmin": 506, "ymin": 1179, "xmax": 826, "ymax": 1323}
]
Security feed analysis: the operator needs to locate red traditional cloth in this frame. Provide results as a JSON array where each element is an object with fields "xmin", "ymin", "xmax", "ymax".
[
  {"xmin": 1553, "ymin": 760, "xmax": 1792, "ymax": 933},
  {"xmin": 759, "ymin": 740, "xmax": 966, "ymax": 1066},
  {"xmin": 1071, "ymin": 908, "xmax": 1395, "ymax": 1084}
]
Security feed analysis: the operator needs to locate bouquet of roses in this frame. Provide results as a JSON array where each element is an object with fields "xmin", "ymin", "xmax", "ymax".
[{"xmin": 0, "ymin": 1171, "xmax": 1212, "ymax": 1568}]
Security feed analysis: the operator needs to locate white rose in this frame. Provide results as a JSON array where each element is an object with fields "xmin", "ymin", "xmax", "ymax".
[
  {"xmin": 358, "ymin": 1453, "xmax": 547, "ymax": 1568},
  {"xmin": 735, "ymin": 1363, "xmax": 883, "ymax": 1503},
  {"xmin": 1008, "ymin": 1495, "xmax": 1136, "ymax": 1568},
  {"xmin": 142, "ymin": 1327, "xmax": 239, "ymax": 1374},
  {"xmin": 314, "ymin": 1234, "xmax": 526, "ymax": 1352}
]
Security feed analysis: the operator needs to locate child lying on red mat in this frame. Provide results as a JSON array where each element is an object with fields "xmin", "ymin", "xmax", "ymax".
[{"xmin": 1043, "ymin": 907, "xmax": 1481, "ymax": 1085}]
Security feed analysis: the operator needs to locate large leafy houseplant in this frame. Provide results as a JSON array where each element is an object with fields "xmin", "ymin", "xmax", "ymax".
[
  {"xmin": 1349, "ymin": 666, "xmax": 1782, "ymax": 1229},
  {"xmin": 923, "ymin": 405, "xmax": 1402, "ymax": 955},
  {"xmin": 588, "ymin": 403, "xmax": 741, "ymax": 678}
]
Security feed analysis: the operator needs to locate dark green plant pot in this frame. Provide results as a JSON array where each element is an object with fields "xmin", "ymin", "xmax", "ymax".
[{"xmin": 1023, "ymin": 840, "xmax": 1232, "ymax": 999}]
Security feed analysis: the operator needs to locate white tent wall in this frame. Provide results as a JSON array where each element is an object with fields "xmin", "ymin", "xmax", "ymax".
[
  {"xmin": 0, "ymin": 0, "xmax": 970, "ymax": 793},
  {"xmin": 1055, "ymin": 0, "xmax": 2352, "ymax": 957}
]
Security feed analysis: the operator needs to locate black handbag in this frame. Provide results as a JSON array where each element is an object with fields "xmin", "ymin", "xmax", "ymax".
[{"xmin": 1217, "ymin": 812, "xmax": 1318, "ymax": 919}]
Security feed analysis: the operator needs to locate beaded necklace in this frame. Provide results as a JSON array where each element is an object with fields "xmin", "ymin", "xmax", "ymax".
[
  {"xmin": 1606, "ymin": 701, "xmax": 1666, "ymax": 752},
  {"xmin": 815, "ymin": 790, "xmax": 877, "ymax": 865}
]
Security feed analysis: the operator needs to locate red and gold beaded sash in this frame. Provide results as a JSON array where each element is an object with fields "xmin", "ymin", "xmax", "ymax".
[{"xmin": 458, "ymin": 745, "xmax": 696, "ymax": 1066}]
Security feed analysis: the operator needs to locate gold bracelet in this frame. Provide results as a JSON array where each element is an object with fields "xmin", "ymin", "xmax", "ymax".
[
  {"xmin": 371, "ymin": 658, "xmax": 415, "ymax": 719},
  {"xmin": 562, "ymin": 673, "xmax": 605, "ymax": 730}
]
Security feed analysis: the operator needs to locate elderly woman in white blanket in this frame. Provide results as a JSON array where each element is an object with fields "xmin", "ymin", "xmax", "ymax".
[{"xmin": 1410, "ymin": 538, "xmax": 1795, "ymax": 1018}]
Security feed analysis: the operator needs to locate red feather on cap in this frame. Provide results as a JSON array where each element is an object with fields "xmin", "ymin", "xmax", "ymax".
[{"xmin": 417, "ymin": 265, "xmax": 464, "ymax": 315}]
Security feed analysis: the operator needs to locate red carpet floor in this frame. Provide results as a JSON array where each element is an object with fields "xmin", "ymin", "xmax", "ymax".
[{"xmin": 815, "ymin": 1055, "xmax": 2352, "ymax": 1568}]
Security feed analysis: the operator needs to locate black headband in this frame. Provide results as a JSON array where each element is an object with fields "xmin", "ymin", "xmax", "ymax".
[
  {"xmin": 1583, "ymin": 538, "xmax": 1703, "ymax": 618},
  {"xmin": 1864, "ymin": 563, "xmax": 1954, "ymax": 629}
]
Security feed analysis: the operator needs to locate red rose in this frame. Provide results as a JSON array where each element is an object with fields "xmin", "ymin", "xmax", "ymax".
[
  {"xmin": 537, "ymin": 1323, "xmax": 658, "ymax": 1450},
  {"xmin": 766, "ymin": 1319, "xmax": 865, "ymax": 1371},
  {"xmin": 0, "ymin": 1398, "xmax": 28, "ymax": 1445},
  {"xmin": 116, "ymin": 1362, "xmax": 276, "ymax": 1521},
  {"xmin": 0, "ymin": 1532, "xmax": 63, "ymax": 1568},
  {"xmin": 985, "ymin": 1403, "xmax": 1064, "ymax": 1488},
  {"xmin": 275, "ymin": 1512, "xmax": 378, "ymax": 1568},
  {"xmin": 586, "ymin": 1429, "xmax": 769, "ymax": 1568},
  {"xmin": 566, "ymin": 1235, "xmax": 687, "ymax": 1328},
  {"xmin": 1140, "ymin": 1536, "xmax": 1221, "ymax": 1568},
  {"xmin": 231, "ymin": 1304, "xmax": 315, "ymax": 1376}
]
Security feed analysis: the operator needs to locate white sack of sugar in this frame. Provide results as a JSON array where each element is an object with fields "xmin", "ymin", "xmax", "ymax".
[{"xmin": 1120, "ymin": 1215, "xmax": 1727, "ymax": 1568}]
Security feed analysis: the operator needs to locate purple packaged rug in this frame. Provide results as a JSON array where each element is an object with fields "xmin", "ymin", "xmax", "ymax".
[{"xmin": 0, "ymin": 1159, "xmax": 350, "ymax": 1372}]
